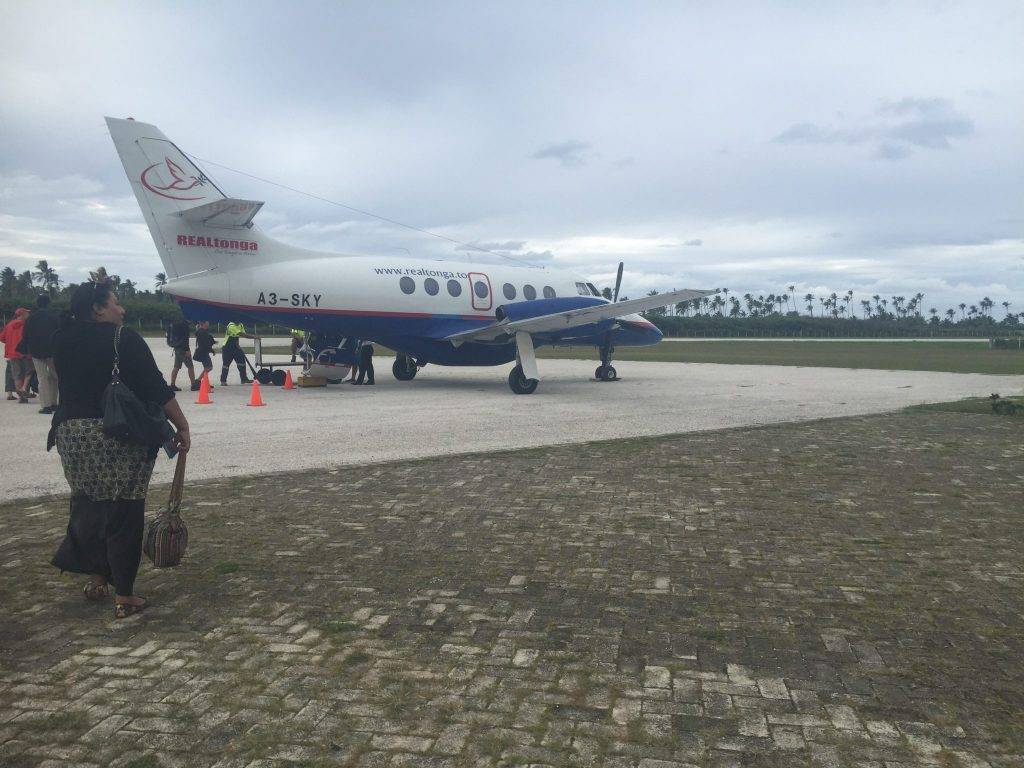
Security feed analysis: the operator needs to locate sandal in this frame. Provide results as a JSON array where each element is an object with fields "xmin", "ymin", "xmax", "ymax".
[
  {"xmin": 114, "ymin": 597, "xmax": 148, "ymax": 619},
  {"xmin": 83, "ymin": 582, "xmax": 109, "ymax": 602}
]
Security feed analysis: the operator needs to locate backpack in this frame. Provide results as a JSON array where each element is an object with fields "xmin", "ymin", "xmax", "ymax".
[{"xmin": 166, "ymin": 321, "xmax": 187, "ymax": 348}]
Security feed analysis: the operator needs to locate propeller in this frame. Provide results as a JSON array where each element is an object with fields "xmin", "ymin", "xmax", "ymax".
[
  {"xmin": 612, "ymin": 261, "xmax": 624, "ymax": 302},
  {"xmin": 599, "ymin": 261, "xmax": 624, "ymax": 369}
]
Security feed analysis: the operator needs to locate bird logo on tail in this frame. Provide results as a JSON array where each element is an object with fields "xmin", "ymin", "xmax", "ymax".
[{"xmin": 141, "ymin": 156, "xmax": 208, "ymax": 201}]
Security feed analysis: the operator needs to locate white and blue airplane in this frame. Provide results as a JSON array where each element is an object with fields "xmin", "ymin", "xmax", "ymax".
[{"xmin": 107, "ymin": 117, "xmax": 713, "ymax": 394}]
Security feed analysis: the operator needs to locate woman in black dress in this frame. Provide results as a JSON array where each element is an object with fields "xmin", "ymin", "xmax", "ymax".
[{"xmin": 49, "ymin": 282, "xmax": 190, "ymax": 618}]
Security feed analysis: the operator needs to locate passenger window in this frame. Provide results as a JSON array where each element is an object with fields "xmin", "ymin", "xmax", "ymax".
[
  {"xmin": 447, "ymin": 279, "xmax": 462, "ymax": 297},
  {"xmin": 424, "ymin": 277, "xmax": 439, "ymax": 296},
  {"xmin": 474, "ymin": 280, "xmax": 489, "ymax": 299},
  {"xmin": 523, "ymin": 284, "xmax": 537, "ymax": 300},
  {"xmin": 400, "ymin": 276, "xmax": 415, "ymax": 294},
  {"xmin": 543, "ymin": 286, "xmax": 556, "ymax": 299},
  {"xmin": 503, "ymin": 283, "xmax": 516, "ymax": 300}
]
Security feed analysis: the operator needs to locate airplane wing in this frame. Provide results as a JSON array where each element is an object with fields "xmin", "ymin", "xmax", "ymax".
[{"xmin": 446, "ymin": 287, "xmax": 717, "ymax": 343}]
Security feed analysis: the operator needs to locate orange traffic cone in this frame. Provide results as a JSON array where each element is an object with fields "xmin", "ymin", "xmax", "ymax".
[
  {"xmin": 283, "ymin": 369, "xmax": 295, "ymax": 390},
  {"xmin": 247, "ymin": 380, "xmax": 266, "ymax": 407},
  {"xmin": 195, "ymin": 371, "xmax": 213, "ymax": 405}
]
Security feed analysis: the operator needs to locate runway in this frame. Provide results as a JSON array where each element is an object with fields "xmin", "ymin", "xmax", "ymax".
[{"xmin": 2, "ymin": 339, "xmax": 1021, "ymax": 501}]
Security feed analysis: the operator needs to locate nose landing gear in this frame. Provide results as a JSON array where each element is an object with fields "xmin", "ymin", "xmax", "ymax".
[{"xmin": 595, "ymin": 338, "xmax": 618, "ymax": 382}]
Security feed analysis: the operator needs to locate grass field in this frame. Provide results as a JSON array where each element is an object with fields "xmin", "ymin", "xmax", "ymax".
[
  {"xmin": 538, "ymin": 340, "xmax": 1024, "ymax": 375},
  {"xmin": 239, "ymin": 340, "xmax": 1023, "ymax": 375}
]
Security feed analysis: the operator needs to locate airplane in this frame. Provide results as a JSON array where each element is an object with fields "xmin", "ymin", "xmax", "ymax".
[{"xmin": 107, "ymin": 117, "xmax": 715, "ymax": 394}]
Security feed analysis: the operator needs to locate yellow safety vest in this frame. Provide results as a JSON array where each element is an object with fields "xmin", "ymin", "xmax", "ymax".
[{"xmin": 224, "ymin": 322, "xmax": 246, "ymax": 343}]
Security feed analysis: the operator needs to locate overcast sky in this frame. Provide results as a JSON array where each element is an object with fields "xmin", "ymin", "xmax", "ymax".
[{"xmin": 1, "ymin": 1, "xmax": 1021, "ymax": 314}]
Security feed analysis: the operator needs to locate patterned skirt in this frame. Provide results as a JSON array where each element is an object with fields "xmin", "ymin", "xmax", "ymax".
[{"xmin": 56, "ymin": 419, "xmax": 155, "ymax": 501}]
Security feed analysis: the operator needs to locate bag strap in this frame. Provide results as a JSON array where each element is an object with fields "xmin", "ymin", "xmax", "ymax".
[
  {"xmin": 167, "ymin": 451, "xmax": 187, "ymax": 511},
  {"xmin": 112, "ymin": 325, "xmax": 122, "ymax": 379}
]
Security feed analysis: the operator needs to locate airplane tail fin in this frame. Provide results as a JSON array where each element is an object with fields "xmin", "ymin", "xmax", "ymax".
[{"xmin": 105, "ymin": 116, "xmax": 297, "ymax": 280}]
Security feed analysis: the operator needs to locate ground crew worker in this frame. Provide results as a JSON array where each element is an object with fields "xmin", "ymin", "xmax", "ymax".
[
  {"xmin": 220, "ymin": 321, "xmax": 258, "ymax": 384},
  {"xmin": 167, "ymin": 317, "xmax": 198, "ymax": 392},
  {"xmin": 289, "ymin": 329, "xmax": 304, "ymax": 363},
  {"xmin": 193, "ymin": 321, "xmax": 216, "ymax": 384},
  {"xmin": 354, "ymin": 341, "xmax": 374, "ymax": 385}
]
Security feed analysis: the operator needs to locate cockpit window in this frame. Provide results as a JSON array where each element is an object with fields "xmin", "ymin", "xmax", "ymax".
[
  {"xmin": 575, "ymin": 282, "xmax": 590, "ymax": 296},
  {"xmin": 586, "ymin": 283, "xmax": 601, "ymax": 297}
]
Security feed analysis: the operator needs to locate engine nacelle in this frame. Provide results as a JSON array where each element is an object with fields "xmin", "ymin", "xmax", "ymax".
[{"xmin": 495, "ymin": 296, "xmax": 605, "ymax": 322}]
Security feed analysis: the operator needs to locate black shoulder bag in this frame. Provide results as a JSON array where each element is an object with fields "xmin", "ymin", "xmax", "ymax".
[{"xmin": 102, "ymin": 325, "xmax": 174, "ymax": 447}]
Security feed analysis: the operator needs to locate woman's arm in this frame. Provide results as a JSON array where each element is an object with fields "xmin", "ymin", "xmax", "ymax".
[{"xmin": 163, "ymin": 398, "xmax": 191, "ymax": 452}]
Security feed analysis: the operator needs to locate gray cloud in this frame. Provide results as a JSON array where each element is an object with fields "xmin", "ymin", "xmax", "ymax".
[
  {"xmin": 684, "ymin": 239, "xmax": 703, "ymax": 247},
  {"xmin": 773, "ymin": 97, "xmax": 974, "ymax": 160},
  {"xmin": 0, "ymin": 3, "xmax": 1020, "ymax": 313},
  {"xmin": 530, "ymin": 140, "xmax": 592, "ymax": 168},
  {"xmin": 456, "ymin": 240, "xmax": 526, "ymax": 252}
]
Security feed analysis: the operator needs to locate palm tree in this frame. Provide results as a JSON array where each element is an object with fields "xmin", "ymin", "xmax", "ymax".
[
  {"xmin": 787, "ymin": 285, "xmax": 796, "ymax": 312},
  {"xmin": 0, "ymin": 266, "xmax": 15, "ymax": 297},
  {"xmin": 155, "ymin": 272, "xmax": 167, "ymax": 291},
  {"xmin": 958, "ymin": 302, "xmax": 966, "ymax": 319},
  {"xmin": 804, "ymin": 293, "xmax": 815, "ymax": 316},
  {"xmin": 33, "ymin": 260, "xmax": 60, "ymax": 294},
  {"xmin": 90, "ymin": 266, "xmax": 110, "ymax": 284},
  {"xmin": 15, "ymin": 270, "xmax": 34, "ymax": 295},
  {"xmin": 860, "ymin": 299, "xmax": 871, "ymax": 319},
  {"xmin": 945, "ymin": 308, "xmax": 955, "ymax": 322},
  {"xmin": 1003, "ymin": 301, "xmax": 1012, "ymax": 317},
  {"xmin": 980, "ymin": 296, "xmax": 993, "ymax": 317},
  {"xmin": 928, "ymin": 308, "xmax": 938, "ymax": 323}
]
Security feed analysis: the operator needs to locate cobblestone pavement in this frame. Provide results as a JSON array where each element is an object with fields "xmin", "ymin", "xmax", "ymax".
[{"xmin": 1, "ymin": 411, "xmax": 1022, "ymax": 768}]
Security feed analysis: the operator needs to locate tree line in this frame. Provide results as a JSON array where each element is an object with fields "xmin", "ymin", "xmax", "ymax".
[{"xmin": 2, "ymin": 261, "xmax": 1020, "ymax": 337}]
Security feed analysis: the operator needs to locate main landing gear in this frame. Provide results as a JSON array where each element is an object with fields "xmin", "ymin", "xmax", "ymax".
[
  {"xmin": 507, "ymin": 332, "xmax": 540, "ymax": 395},
  {"xmin": 393, "ymin": 354, "xmax": 418, "ymax": 381},
  {"xmin": 508, "ymin": 364, "xmax": 539, "ymax": 395}
]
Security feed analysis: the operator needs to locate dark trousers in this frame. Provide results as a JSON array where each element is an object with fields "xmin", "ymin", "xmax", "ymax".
[
  {"xmin": 355, "ymin": 358, "xmax": 374, "ymax": 384},
  {"xmin": 51, "ymin": 495, "xmax": 145, "ymax": 597},
  {"xmin": 220, "ymin": 343, "xmax": 248, "ymax": 383}
]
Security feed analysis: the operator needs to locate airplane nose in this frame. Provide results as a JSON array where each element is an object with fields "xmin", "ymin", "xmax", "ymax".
[{"xmin": 647, "ymin": 324, "xmax": 663, "ymax": 343}]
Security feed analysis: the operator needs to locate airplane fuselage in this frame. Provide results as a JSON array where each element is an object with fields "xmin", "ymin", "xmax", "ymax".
[{"xmin": 167, "ymin": 255, "xmax": 662, "ymax": 366}]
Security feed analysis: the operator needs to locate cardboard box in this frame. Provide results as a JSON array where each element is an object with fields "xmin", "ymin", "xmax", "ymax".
[{"xmin": 297, "ymin": 375, "xmax": 327, "ymax": 388}]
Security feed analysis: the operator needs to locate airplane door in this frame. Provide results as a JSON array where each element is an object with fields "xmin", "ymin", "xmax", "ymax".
[{"xmin": 468, "ymin": 272, "xmax": 492, "ymax": 311}]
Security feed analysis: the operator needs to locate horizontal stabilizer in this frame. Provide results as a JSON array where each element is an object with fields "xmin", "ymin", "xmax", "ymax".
[{"xmin": 177, "ymin": 198, "xmax": 264, "ymax": 229}]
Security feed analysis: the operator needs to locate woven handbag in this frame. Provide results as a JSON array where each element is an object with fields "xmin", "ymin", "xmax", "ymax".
[{"xmin": 144, "ymin": 453, "xmax": 190, "ymax": 568}]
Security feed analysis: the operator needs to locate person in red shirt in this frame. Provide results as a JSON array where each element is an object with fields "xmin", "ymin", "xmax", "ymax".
[{"xmin": 1, "ymin": 307, "xmax": 35, "ymax": 403}]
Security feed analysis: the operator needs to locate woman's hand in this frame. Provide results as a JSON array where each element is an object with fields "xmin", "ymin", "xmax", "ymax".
[{"xmin": 171, "ymin": 427, "xmax": 191, "ymax": 453}]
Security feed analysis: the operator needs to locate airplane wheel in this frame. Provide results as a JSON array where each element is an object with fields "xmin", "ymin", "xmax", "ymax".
[
  {"xmin": 271, "ymin": 369, "xmax": 287, "ymax": 386},
  {"xmin": 508, "ymin": 365, "xmax": 538, "ymax": 395},
  {"xmin": 595, "ymin": 365, "xmax": 604, "ymax": 380},
  {"xmin": 255, "ymin": 368, "xmax": 273, "ymax": 385},
  {"xmin": 601, "ymin": 365, "xmax": 618, "ymax": 382},
  {"xmin": 393, "ymin": 355, "xmax": 417, "ymax": 381}
]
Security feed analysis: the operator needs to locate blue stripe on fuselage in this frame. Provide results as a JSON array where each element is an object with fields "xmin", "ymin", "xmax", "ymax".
[{"xmin": 176, "ymin": 299, "xmax": 661, "ymax": 366}]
